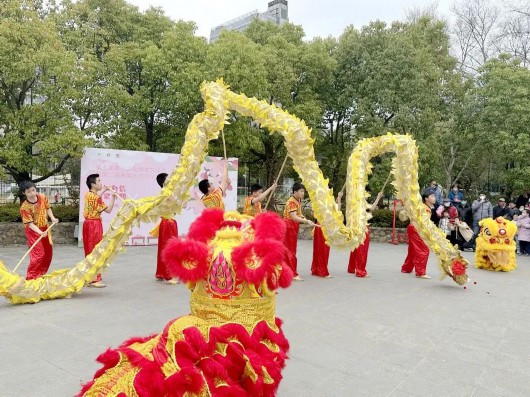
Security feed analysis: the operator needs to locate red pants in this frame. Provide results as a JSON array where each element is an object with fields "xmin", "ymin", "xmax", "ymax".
[
  {"xmin": 401, "ymin": 224, "xmax": 429, "ymax": 276},
  {"xmin": 83, "ymin": 219, "xmax": 103, "ymax": 282},
  {"xmin": 25, "ymin": 227, "xmax": 53, "ymax": 280},
  {"xmin": 284, "ymin": 219, "xmax": 299, "ymax": 277},
  {"xmin": 156, "ymin": 219, "xmax": 178, "ymax": 280},
  {"xmin": 311, "ymin": 226, "xmax": 330, "ymax": 277},
  {"xmin": 348, "ymin": 228, "xmax": 370, "ymax": 277}
]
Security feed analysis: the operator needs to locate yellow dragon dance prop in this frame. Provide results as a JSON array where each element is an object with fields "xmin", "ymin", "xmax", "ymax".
[{"xmin": 0, "ymin": 80, "xmax": 468, "ymax": 304}]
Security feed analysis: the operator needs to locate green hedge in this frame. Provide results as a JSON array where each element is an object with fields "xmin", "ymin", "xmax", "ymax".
[
  {"xmin": 299, "ymin": 207, "xmax": 409, "ymax": 228},
  {"xmin": 0, "ymin": 204, "xmax": 406, "ymax": 227},
  {"xmin": 0, "ymin": 204, "xmax": 79, "ymax": 222},
  {"xmin": 0, "ymin": 204, "xmax": 21, "ymax": 222}
]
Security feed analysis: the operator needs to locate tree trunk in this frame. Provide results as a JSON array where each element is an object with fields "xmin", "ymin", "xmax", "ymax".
[{"xmin": 145, "ymin": 113, "xmax": 155, "ymax": 151}]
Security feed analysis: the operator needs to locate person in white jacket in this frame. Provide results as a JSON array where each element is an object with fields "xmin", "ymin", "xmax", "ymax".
[{"xmin": 516, "ymin": 209, "xmax": 530, "ymax": 256}]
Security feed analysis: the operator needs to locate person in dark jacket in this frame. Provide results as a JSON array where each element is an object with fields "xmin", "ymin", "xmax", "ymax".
[
  {"xmin": 515, "ymin": 191, "xmax": 529, "ymax": 209},
  {"xmin": 493, "ymin": 198, "xmax": 510, "ymax": 219}
]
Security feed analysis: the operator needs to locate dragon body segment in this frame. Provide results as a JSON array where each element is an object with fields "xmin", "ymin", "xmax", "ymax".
[{"xmin": 0, "ymin": 80, "xmax": 468, "ymax": 304}]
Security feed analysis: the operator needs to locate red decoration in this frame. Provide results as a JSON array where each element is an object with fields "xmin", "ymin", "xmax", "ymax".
[
  {"xmin": 220, "ymin": 220, "xmax": 242, "ymax": 230},
  {"xmin": 253, "ymin": 212, "xmax": 286, "ymax": 241},
  {"xmin": 451, "ymin": 260, "xmax": 467, "ymax": 276},
  {"xmin": 163, "ymin": 239, "xmax": 209, "ymax": 282},
  {"xmin": 187, "ymin": 208, "xmax": 225, "ymax": 243}
]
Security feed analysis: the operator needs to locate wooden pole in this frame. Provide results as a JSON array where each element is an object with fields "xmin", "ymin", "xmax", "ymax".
[
  {"xmin": 12, "ymin": 222, "xmax": 57, "ymax": 274},
  {"xmin": 106, "ymin": 187, "xmax": 125, "ymax": 204},
  {"xmin": 372, "ymin": 173, "xmax": 393, "ymax": 210},
  {"xmin": 221, "ymin": 130, "xmax": 227, "ymax": 160},
  {"xmin": 264, "ymin": 154, "xmax": 289, "ymax": 211},
  {"xmin": 381, "ymin": 173, "xmax": 392, "ymax": 192}
]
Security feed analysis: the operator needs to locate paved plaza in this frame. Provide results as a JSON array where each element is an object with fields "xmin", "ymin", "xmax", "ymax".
[{"xmin": 1, "ymin": 241, "xmax": 529, "ymax": 396}]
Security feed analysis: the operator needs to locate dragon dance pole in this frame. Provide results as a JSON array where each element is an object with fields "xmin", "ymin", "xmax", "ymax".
[
  {"xmin": 264, "ymin": 154, "xmax": 289, "ymax": 211},
  {"xmin": 12, "ymin": 222, "xmax": 57, "ymax": 274}
]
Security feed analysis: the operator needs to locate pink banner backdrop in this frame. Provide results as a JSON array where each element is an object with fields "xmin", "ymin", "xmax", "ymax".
[{"xmin": 79, "ymin": 148, "xmax": 238, "ymax": 247}]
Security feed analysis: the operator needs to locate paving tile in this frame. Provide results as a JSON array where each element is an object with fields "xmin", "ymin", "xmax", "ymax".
[{"xmin": 1, "ymin": 242, "xmax": 530, "ymax": 395}]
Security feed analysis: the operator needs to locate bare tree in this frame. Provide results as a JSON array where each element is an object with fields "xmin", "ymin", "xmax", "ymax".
[
  {"xmin": 507, "ymin": 0, "xmax": 530, "ymax": 18},
  {"xmin": 451, "ymin": 0, "xmax": 501, "ymax": 74},
  {"xmin": 406, "ymin": 2, "xmax": 444, "ymax": 23},
  {"xmin": 498, "ymin": 14, "xmax": 530, "ymax": 66},
  {"xmin": 499, "ymin": 0, "xmax": 530, "ymax": 66}
]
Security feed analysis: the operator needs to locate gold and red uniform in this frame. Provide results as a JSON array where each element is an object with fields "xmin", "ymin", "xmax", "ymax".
[
  {"xmin": 202, "ymin": 187, "xmax": 224, "ymax": 210},
  {"xmin": 283, "ymin": 196, "xmax": 303, "ymax": 277},
  {"xmin": 243, "ymin": 196, "xmax": 261, "ymax": 216},
  {"xmin": 20, "ymin": 194, "xmax": 52, "ymax": 280},
  {"xmin": 401, "ymin": 204, "xmax": 431, "ymax": 276},
  {"xmin": 83, "ymin": 191, "xmax": 108, "ymax": 282}
]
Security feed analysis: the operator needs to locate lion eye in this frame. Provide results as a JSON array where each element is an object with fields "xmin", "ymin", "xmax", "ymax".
[{"xmin": 484, "ymin": 227, "xmax": 491, "ymax": 237}]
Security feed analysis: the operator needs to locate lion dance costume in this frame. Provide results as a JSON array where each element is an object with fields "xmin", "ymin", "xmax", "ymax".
[
  {"xmin": 79, "ymin": 209, "xmax": 293, "ymax": 396},
  {"xmin": 475, "ymin": 216, "xmax": 517, "ymax": 272}
]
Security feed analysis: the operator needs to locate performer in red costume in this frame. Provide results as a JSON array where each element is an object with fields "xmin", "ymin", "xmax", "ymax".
[
  {"xmin": 284, "ymin": 182, "xmax": 318, "ymax": 281},
  {"xmin": 311, "ymin": 185, "xmax": 341, "ymax": 278},
  {"xmin": 83, "ymin": 174, "xmax": 116, "ymax": 287},
  {"xmin": 243, "ymin": 183, "xmax": 277, "ymax": 216},
  {"xmin": 347, "ymin": 190, "xmax": 384, "ymax": 278},
  {"xmin": 153, "ymin": 173, "xmax": 179, "ymax": 284},
  {"xmin": 19, "ymin": 181, "xmax": 59, "ymax": 280},
  {"xmin": 311, "ymin": 225, "xmax": 332, "ymax": 277},
  {"xmin": 198, "ymin": 161, "xmax": 229, "ymax": 210},
  {"xmin": 401, "ymin": 190, "xmax": 436, "ymax": 279}
]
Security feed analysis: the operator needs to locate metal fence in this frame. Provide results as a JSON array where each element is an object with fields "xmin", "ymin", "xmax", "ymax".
[{"xmin": 0, "ymin": 175, "xmax": 72, "ymax": 205}]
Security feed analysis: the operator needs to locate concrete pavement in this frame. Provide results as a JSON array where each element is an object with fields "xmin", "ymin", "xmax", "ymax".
[{"xmin": 1, "ymin": 242, "xmax": 529, "ymax": 396}]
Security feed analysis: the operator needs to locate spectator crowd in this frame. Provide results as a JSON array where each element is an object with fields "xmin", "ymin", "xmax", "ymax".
[{"xmin": 423, "ymin": 181, "xmax": 530, "ymax": 256}]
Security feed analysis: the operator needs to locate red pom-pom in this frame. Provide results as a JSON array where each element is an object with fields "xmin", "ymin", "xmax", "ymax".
[
  {"xmin": 163, "ymin": 238, "xmax": 209, "ymax": 282},
  {"xmin": 451, "ymin": 260, "xmax": 467, "ymax": 276},
  {"xmin": 165, "ymin": 367, "xmax": 206, "ymax": 396},
  {"xmin": 133, "ymin": 363, "xmax": 166, "ymax": 397},
  {"xmin": 253, "ymin": 212, "xmax": 286, "ymax": 241},
  {"xmin": 232, "ymin": 240, "xmax": 284, "ymax": 285},
  {"xmin": 187, "ymin": 208, "xmax": 224, "ymax": 243}
]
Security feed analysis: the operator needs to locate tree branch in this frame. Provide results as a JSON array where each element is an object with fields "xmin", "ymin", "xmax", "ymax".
[
  {"xmin": 32, "ymin": 154, "xmax": 72, "ymax": 183},
  {"xmin": 249, "ymin": 148, "xmax": 266, "ymax": 161}
]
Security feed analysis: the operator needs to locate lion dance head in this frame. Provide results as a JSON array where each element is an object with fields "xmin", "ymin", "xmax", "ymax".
[
  {"xmin": 475, "ymin": 217, "xmax": 517, "ymax": 272},
  {"xmin": 80, "ymin": 209, "xmax": 293, "ymax": 397}
]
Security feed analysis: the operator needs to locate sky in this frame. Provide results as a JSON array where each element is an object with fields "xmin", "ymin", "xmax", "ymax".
[{"xmin": 127, "ymin": 0, "xmax": 457, "ymax": 40}]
